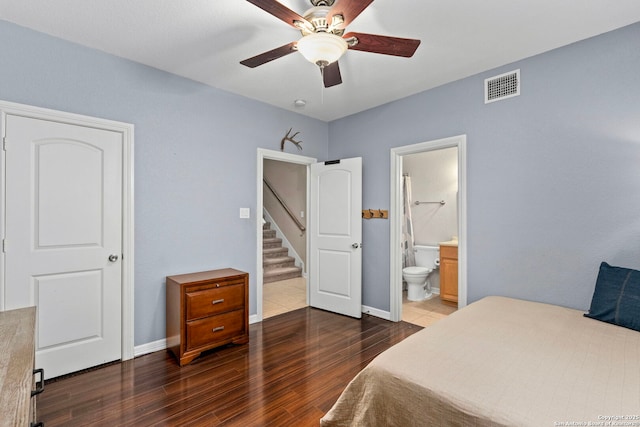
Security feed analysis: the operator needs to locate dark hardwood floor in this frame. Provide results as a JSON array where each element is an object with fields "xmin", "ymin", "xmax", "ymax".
[{"xmin": 38, "ymin": 307, "xmax": 422, "ymax": 426}]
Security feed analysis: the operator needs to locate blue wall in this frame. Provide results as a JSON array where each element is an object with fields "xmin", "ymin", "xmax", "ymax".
[
  {"xmin": 329, "ymin": 22, "xmax": 640, "ymax": 312},
  {"xmin": 0, "ymin": 21, "xmax": 329, "ymax": 346},
  {"xmin": 1, "ymin": 19, "xmax": 639, "ymax": 347}
]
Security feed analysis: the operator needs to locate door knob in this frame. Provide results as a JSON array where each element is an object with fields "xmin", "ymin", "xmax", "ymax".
[
  {"xmin": 108, "ymin": 254, "xmax": 119, "ymax": 262},
  {"xmin": 352, "ymin": 243, "xmax": 360, "ymax": 249}
]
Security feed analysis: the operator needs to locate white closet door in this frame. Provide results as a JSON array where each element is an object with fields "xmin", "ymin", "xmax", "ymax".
[{"xmin": 4, "ymin": 114, "xmax": 123, "ymax": 378}]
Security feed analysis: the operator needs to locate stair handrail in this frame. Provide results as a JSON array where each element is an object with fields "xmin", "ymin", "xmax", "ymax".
[{"xmin": 263, "ymin": 178, "xmax": 306, "ymax": 233}]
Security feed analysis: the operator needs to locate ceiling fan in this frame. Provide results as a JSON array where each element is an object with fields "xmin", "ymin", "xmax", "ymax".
[{"xmin": 240, "ymin": 0, "xmax": 421, "ymax": 88}]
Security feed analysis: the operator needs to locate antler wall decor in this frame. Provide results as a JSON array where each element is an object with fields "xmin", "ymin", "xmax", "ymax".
[{"xmin": 281, "ymin": 128, "xmax": 303, "ymax": 151}]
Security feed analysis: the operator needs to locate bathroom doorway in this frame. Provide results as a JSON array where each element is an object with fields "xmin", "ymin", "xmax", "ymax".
[
  {"xmin": 401, "ymin": 148, "xmax": 459, "ymax": 326},
  {"xmin": 389, "ymin": 135, "xmax": 467, "ymax": 324}
]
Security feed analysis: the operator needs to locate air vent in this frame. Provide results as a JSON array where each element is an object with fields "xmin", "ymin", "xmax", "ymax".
[{"xmin": 485, "ymin": 69, "xmax": 520, "ymax": 103}]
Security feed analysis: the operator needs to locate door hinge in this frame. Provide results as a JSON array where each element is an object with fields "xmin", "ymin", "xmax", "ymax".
[
  {"xmin": 2, "ymin": 239, "xmax": 6, "ymax": 253},
  {"xmin": 2, "ymin": 137, "xmax": 7, "ymax": 151}
]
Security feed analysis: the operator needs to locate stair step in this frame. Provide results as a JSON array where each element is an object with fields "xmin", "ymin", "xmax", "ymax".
[
  {"xmin": 263, "ymin": 237, "xmax": 282, "ymax": 249},
  {"xmin": 263, "ymin": 256, "xmax": 295, "ymax": 270},
  {"xmin": 263, "ymin": 266, "xmax": 303, "ymax": 284},
  {"xmin": 262, "ymin": 220, "xmax": 300, "ymax": 283},
  {"xmin": 263, "ymin": 247, "xmax": 288, "ymax": 259}
]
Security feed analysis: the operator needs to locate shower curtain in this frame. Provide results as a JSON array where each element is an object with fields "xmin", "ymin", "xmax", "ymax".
[{"xmin": 402, "ymin": 174, "xmax": 416, "ymax": 268}]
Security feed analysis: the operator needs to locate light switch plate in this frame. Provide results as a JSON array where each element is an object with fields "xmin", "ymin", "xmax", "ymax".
[{"xmin": 239, "ymin": 208, "xmax": 250, "ymax": 219}]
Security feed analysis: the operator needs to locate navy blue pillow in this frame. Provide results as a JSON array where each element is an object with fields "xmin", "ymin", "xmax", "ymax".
[{"xmin": 584, "ymin": 262, "xmax": 640, "ymax": 332}]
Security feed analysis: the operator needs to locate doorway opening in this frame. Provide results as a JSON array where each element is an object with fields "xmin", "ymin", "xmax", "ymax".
[
  {"xmin": 256, "ymin": 150, "xmax": 364, "ymax": 322},
  {"xmin": 389, "ymin": 135, "xmax": 467, "ymax": 323},
  {"xmin": 263, "ymin": 158, "xmax": 307, "ymax": 319},
  {"xmin": 256, "ymin": 149, "xmax": 315, "ymax": 322},
  {"xmin": 400, "ymin": 148, "xmax": 459, "ymax": 326}
]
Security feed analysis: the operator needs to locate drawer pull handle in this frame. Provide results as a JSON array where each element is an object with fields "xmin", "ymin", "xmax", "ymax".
[
  {"xmin": 211, "ymin": 299, "xmax": 225, "ymax": 305},
  {"xmin": 31, "ymin": 368, "xmax": 45, "ymax": 397},
  {"xmin": 212, "ymin": 326, "xmax": 225, "ymax": 333}
]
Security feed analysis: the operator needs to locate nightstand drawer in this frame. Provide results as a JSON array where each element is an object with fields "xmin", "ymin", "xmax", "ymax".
[
  {"xmin": 186, "ymin": 283, "xmax": 244, "ymax": 320},
  {"xmin": 186, "ymin": 310, "xmax": 245, "ymax": 350}
]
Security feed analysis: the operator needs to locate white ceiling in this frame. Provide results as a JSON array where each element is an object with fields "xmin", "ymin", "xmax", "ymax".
[{"xmin": 2, "ymin": 1, "xmax": 640, "ymax": 121}]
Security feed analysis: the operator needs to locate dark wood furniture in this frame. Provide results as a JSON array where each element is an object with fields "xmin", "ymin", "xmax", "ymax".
[
  {"xmin": 166, "ymin": 268, "xmax": 249, "ymax": 366},
  {"xmin": 0, "ymin": 306, "xmax": 44, "ymax": 427}
]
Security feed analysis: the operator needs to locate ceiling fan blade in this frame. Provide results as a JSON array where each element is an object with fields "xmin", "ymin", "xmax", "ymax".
[
  {"xmin": 328, "ymin": 0, "xmax": 373, "ymax": 29},
  {"xmin": 344, "ymin": 32, "xmax": 421, "ymax": 57},
  {"xmin": 246, "ymin": 0, "xmax": 311, "ymax": 30},
  {"xmin": 240, "ymin": 42, "xmax": 297, "ymax": 68},
  {"xmin": 322, "ymin": 61, "xmax": 342, "ymax": 88}
]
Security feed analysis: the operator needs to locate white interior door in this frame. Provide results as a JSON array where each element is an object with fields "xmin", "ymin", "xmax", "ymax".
[
  {"xmin": 309, "ymin": 157, "xmax": 362, "ymax": 318},
  {"xmin": 4, "ymin": 114, "xmax": 123, "ymax": 378}
]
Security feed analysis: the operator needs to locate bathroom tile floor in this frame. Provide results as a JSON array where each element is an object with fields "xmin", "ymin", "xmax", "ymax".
[
  {"xmin": 402, "ymin": 292, "xmax": 457, "ymax": 327},
  {"xmin": 263, "ymin": 276, "xmax": 307, "ymax": 319},
  {"xmin": 263, "ymin": 276, "xmax": 456, "ymax": 328}
]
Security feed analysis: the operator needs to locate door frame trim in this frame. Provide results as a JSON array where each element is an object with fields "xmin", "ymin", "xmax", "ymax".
[
  {"xmin": 389, "ymin": 134, "xmax": 467, "ymax": 322},
  {"xmin": 0, "ymin": 99, "xmax": 135, "ymax": 361},
  {"xmin": 255, "ymin": 148, "xmax": 316, "ymax": 323}
]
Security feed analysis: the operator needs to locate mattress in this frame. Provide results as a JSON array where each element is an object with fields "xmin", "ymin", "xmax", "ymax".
[{"xmin": 320, "ymin": 296, "xmax": 640, "ymax": 426}]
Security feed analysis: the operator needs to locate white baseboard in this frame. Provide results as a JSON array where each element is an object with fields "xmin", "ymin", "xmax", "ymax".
[
  {"xmin": 134, "ymin": 338, "xmax": 167, "ymax": 357},
  {"xmin": 135, "ymin": 293, "xmax": 441, "ymax": 357},
  {"xmin": 134, "ymin": 303, "xmax": 416, "ymax": 357},
  {"xmin": 134, "ymin": 316, "xmax": 264, "ymax": 356},
  {"xmin": 362, "ymin": 305, "xmax": 391, "ymax": 320}
]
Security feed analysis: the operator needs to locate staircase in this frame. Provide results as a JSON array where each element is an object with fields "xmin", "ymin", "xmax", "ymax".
[{"xmin": 263, "ymin": 222, "xmax": 303, "ymax": 284}]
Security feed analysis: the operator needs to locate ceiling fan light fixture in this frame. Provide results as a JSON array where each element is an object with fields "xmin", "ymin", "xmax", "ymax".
[{"xmin": 297, "ymin": 32, "xmax": 347, "ymax": 67}]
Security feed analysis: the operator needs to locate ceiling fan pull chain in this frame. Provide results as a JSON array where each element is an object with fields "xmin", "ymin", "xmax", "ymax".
[{"xmin": 321, "ymin": 68, "xmax": 324, "ymax": 105}]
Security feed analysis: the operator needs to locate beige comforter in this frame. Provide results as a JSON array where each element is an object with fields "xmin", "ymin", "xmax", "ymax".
[{"xmin": 320, "ymin": 296, "xmax": 640, "ymax": 426}]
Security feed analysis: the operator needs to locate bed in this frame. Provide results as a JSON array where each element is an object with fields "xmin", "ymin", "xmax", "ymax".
[{"xmin": 320, "ymin": 294, "xmax": 640, "ymax": 426}]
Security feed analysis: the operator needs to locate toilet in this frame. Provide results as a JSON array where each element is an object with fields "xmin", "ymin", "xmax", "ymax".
[{"xmin": 402, "ymin": 245, "xmax": 440, "ymax": 301}]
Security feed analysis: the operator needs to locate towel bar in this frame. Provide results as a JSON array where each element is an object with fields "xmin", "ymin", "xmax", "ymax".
[{"xmin": 414, "ymin": 200, "xmax": 445, "ymax": 206}]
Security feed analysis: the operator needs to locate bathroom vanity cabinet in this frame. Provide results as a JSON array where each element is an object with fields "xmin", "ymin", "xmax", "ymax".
[
  {"xmin": 166, "ymin": 268, "xmax": 249, "ymax": 366},
  {"xmin": 439, "ymin": 245, "xmax": 458, "ymax": 305}
]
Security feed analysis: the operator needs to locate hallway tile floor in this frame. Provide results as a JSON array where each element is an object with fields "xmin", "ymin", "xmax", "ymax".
[{"xmin": 263, "ymin": 277, "xmax": 307, "ymax": 319}]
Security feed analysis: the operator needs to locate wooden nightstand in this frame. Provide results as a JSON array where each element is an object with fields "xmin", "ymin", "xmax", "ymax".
[{"xmin": 166, "ymin": 268, "xmax": 249, "ymax": 366}]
